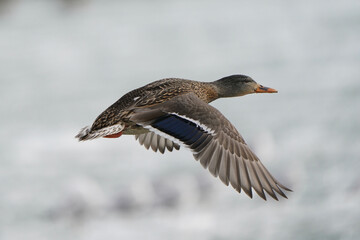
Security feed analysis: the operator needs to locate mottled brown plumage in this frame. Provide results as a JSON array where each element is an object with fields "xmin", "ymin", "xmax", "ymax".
[
  {"xmin": 76, "ymin": 75, "xmax": 291, "ymax": 200},
  {"xmin": 90, "ymin": 78, "xmax": 218, "ymax": 133}
]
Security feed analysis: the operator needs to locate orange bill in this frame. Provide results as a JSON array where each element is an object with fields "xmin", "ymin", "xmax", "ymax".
[{"xmin": 255, "ymin": 84, "xmax": 278, "ymax": 93}]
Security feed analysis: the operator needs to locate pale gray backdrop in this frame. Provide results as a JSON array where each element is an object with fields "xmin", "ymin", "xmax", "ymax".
[{"xmin": 1, "ymin": 0, "xmax": 359, "ymax": 239}]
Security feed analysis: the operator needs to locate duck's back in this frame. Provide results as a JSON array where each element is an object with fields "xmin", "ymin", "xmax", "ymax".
[{"xmin": 90, "ymin": 78, "xmax": 217, "ymax": 132}]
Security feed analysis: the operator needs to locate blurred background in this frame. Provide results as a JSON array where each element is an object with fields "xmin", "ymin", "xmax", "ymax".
[{"xmin": 1, "ymin": 0, "xmax": 360, "ymax": 239}]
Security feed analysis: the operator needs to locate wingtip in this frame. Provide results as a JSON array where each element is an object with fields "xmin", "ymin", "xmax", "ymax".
[
  {"xmin": 243, "ymin": 188, "xmax": 253, "ymax": 199},
  {"xmin": 258, "ymin": 192, "xmax": 267, "ymax": 201},
  {"xmin": 276, "ymin": 186, "xmax": 290, "ymax": 199},
  {"xmin": 268, "ymin": 190, "xmax": 279, "ymax": 201}
]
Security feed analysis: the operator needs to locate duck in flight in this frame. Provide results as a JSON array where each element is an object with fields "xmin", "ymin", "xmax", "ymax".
[{"xmin": 76, "ymin": 74, "xmax": 291, "ymax": 200}]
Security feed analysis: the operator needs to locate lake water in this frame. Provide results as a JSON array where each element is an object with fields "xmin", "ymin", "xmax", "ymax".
[{"xmin": 1, "ymin": 0, "xmax": 360, "ymax": 239}]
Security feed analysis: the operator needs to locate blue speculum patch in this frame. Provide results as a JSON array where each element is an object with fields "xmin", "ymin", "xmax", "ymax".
[{"xmin": 151, "ymin": 114, "xmax": 208, "ymax": 146}]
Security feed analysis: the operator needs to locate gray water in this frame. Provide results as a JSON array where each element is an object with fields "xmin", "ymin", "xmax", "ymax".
[{"xmin": 1, "ymin": 0, "xmax": 360, "ymax": 239}]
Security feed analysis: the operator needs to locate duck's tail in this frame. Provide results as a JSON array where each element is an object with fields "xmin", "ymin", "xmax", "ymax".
[{"xmin": 75, "ymin": 124, "xmax": 125, "ymax": 141}]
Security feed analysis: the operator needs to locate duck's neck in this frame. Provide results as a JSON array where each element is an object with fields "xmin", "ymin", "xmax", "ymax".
[
  {"xmin": 195, "ymin": 82, "xmax": 220, "ymax": 103},
  {"xmin": 209, "ymin": 81, "xmax": 237, "ymax": 99}
]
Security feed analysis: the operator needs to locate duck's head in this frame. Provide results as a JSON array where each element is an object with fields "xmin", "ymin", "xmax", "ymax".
[{"xmin": 212, "ymin": 74, "xmax": 278, "ymax": 98}]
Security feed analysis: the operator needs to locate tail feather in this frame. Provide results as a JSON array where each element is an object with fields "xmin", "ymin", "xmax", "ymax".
[
  {"xmin": 75, "ymin": 126, "xmax": 92, "ymax": 141},
  {"xmin": 75, "ymin": 124, "xmax": 125, "ymax": 141}
]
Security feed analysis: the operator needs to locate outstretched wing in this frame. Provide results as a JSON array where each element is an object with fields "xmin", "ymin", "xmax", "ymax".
[
  {"xmin": 130, "ymin": 93, "xmax": 291, "ymax": 200},
  {"xmin": 135, "ymin": 132, "xmax": 180, "ymax": 153}
]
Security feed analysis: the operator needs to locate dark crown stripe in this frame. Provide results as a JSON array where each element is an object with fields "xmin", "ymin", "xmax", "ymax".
[{"xmin": 151, "ymin": 114, "xmax": 210, "ymax": 147}]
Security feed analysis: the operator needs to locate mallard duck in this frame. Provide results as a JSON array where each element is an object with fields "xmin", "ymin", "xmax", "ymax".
[{"xmin": 76, "ymin": 74, "xmax": 291, "ymax": 200}]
